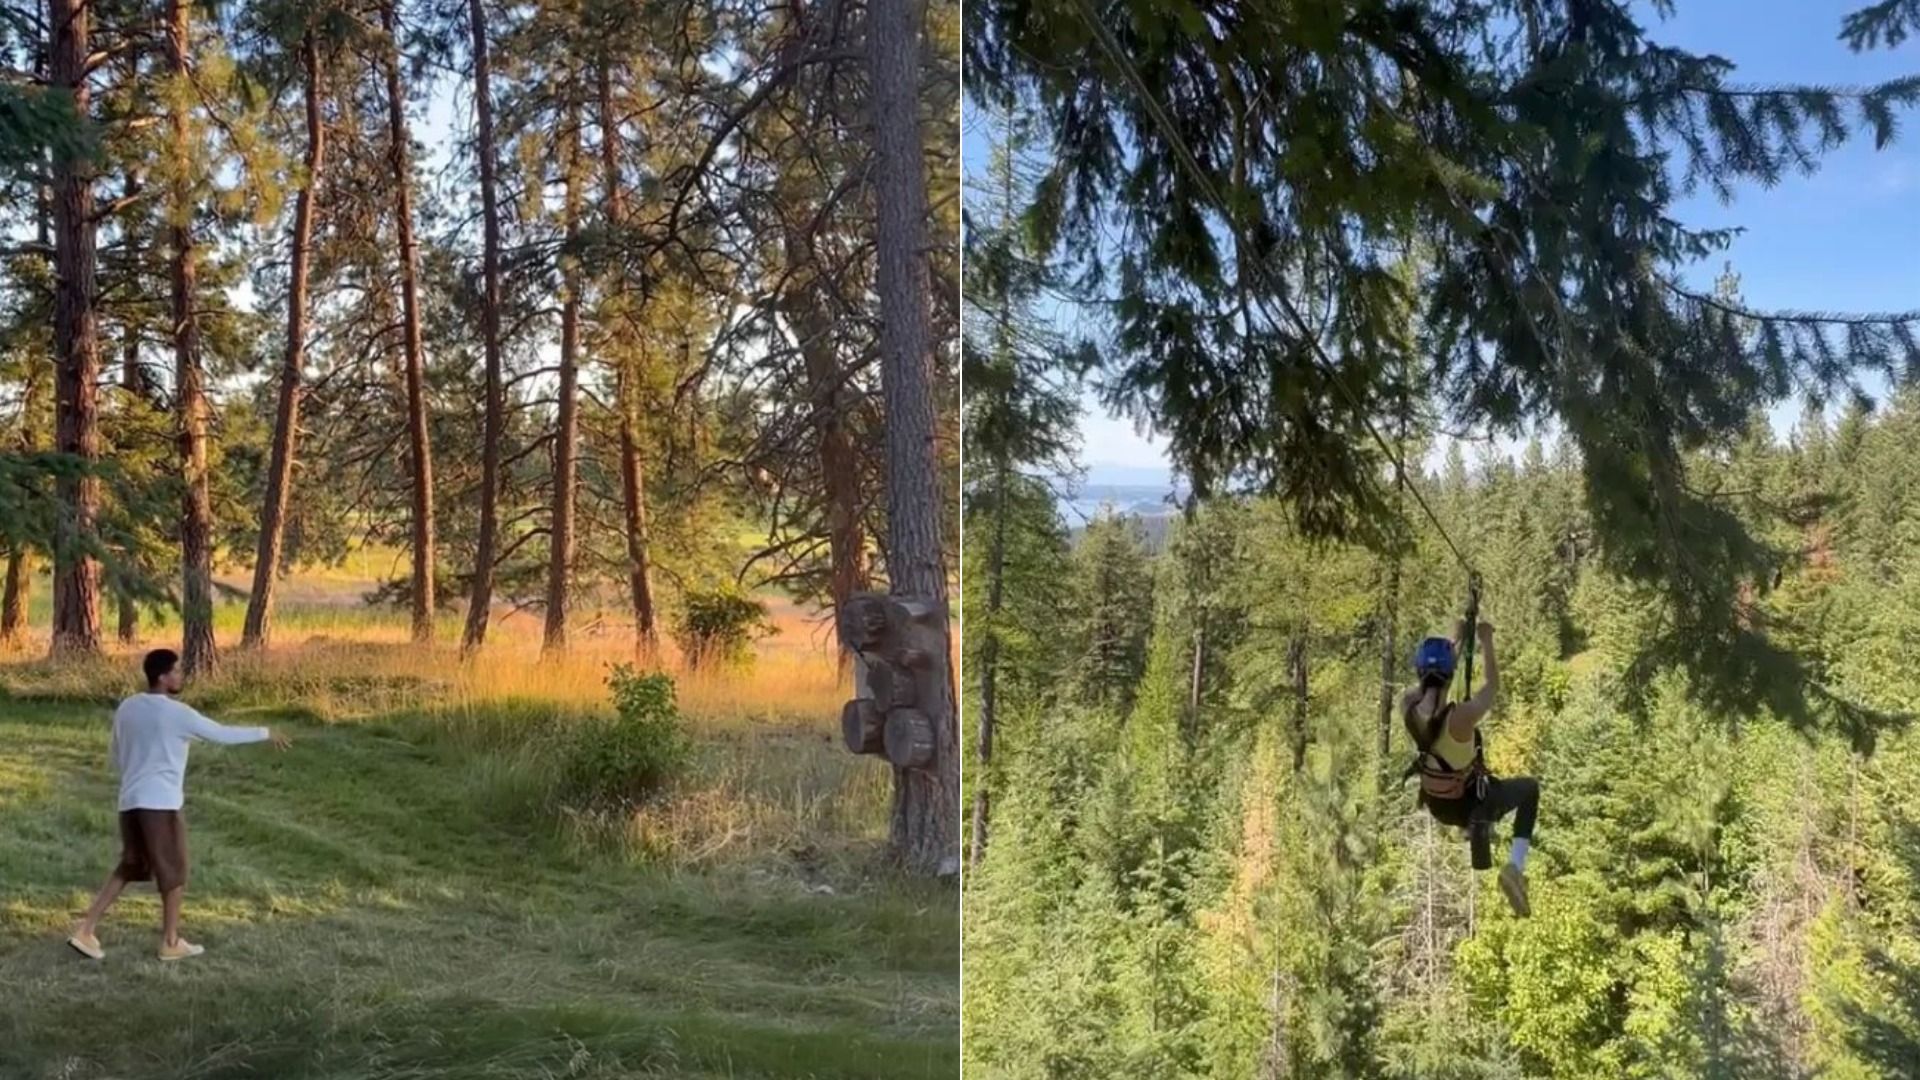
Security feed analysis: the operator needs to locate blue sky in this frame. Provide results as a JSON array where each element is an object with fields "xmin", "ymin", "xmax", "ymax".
[{"xmin": 961, "ymin": 1, "xmax": 1920, "ymax": 479}]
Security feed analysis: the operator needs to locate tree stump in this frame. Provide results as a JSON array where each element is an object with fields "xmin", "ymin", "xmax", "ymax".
[
  {"xmin": 842, "ymin": 698, "xmax": 884, "ymax": 754},
  {"xmin": 883, "ymin": 707, "xmax": 935, "ymax": 769}
]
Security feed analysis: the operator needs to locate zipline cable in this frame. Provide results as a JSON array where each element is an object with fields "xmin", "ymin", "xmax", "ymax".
[
  {"xmin": 1459, "ymin": 571, "xmax": 1482, "ymax": 700},
  {"xmin": 1063, "ymin": 0, "xmax": 1479, "ymax": 578}
]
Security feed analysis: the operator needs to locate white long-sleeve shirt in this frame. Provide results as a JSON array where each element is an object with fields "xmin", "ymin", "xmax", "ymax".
[{"xmin": 110, "ymin": 693, "xmax": 269, "ymax": 811}]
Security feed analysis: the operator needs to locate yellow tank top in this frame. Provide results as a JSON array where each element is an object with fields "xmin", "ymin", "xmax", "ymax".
[{"xmin": 1423, "ymin": 704, "xmax": 1476, "ymax": 771}]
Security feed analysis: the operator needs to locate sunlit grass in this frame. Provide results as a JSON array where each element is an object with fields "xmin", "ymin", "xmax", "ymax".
[
  {"xmin": 0, "ymin": 552, "xmax": 943, "ymax": 884},
  {"xmin": 2, "ymin": 586, "xmax": 877, "ymax": 866},
  {"xmin": 0, "ymin": 558, "xmax": 956, "ymax": 1078},
  {"xmin": 0, "ymin": 563, "xmax": 849, "ymax": 725},
  {"xmin": 0, "ymin": 696, "xmax": 956, "ymax": 1079}
]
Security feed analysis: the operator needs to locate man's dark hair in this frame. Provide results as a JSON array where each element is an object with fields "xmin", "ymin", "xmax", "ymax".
[{"xmin": 143, "ymin": 649, "xmax": 179, "ymax": 689}]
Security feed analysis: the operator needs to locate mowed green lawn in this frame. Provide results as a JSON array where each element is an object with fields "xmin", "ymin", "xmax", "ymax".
[{"xmin": 0, "ymin": 696, "xmax": 958, "ymax": 1079}]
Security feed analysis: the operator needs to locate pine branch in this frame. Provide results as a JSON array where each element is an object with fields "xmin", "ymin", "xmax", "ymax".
[
  {"xmin": 1665, "ymin": 280, "xmax": 1920, "ymax": 330},
  {"xmin": 1842, "ymin": 0, "xmax": 1920, "ymax": 50}
]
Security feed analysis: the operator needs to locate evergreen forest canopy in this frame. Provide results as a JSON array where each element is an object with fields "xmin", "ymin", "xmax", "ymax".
[
  {"xmin": 966, "ymin": 0, "xmax": 1920, "ymax": 729},
  {"xmin": 0, "ymin": 0, "xmax": 959, "ymax": 667},
  {"xmin": 963, "ymin": 407, "xmax": 1920, "ymax": 1077},
  {"xmin": 962, "ymin": 0, "xmax": 1920, "ymax": 1075}
]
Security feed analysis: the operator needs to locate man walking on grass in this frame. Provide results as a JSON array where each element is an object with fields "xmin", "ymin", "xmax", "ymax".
[{"xmin": 67, "ymin": 649, "xmax": 290, "ymax": 962}]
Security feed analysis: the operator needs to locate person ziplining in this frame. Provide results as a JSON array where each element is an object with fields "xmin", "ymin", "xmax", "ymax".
[
  {"xmin": 1402, "ymin": 598, "xmax": 1538, "ymax": 918},
  {"xmin": 1045, "ymin": 0, "xmax": 1546, "ymax": 923}
]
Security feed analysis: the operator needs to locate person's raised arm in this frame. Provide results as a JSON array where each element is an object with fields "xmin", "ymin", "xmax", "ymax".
[
  {"xmin": 1473, "ymin": 622, "xmax": 1498, "ymax": 709},
  {"xmin": 1449, "ymin": 621, "xmax": 1499, "ymax": 734}
]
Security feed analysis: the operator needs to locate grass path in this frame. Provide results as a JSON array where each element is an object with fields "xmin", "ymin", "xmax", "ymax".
[{"xmin": 0, "ymin": 698, "xmax": 957, "ymax": 1079}]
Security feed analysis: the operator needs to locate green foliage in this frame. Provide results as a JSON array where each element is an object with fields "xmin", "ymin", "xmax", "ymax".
[
  {"xmin": 0, "ymin": 83, "xmax": 93, "ymax": 182},
  {"xmin": 1071, "ymin": 514, "xmax": 1155, "ymax": 711},
  {"xmin": 1841, "ymin": 0, "xmax": 1920, "ymax": 50},
  {"xmin": 555, "ymin": 667, "xmax": 691, "ymax": 814},
  {"xmin": 671, "ymin": 585, "xmax": 774, "ymax": 671},
  {"xmin": 962, "ymin": 107, "xmax": 1088, "ymax": 486},
  {"xmin": 960, "ymin": 108, "xmax": 1090, "ymax": 853},
  {"xmin": 962, "ymin": 701, "xmax": 1134, "ymax": 1076},
  {"xmin": 968, "ymin": 0, "xmax": 1920, "ymax": 725},
  {"xmin": 0, "ymin": 451, "xmax": 78, "ymax": 554},
  {"xmin": 962, "ymin": 478, "xmax": 1075, "ymax": 700},
  {"xmin": 968, "ymin": 389, "xmax": 1920, "ymax": 1078}
]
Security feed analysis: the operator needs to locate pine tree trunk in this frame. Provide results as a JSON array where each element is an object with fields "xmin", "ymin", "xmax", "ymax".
[
  {"xmin": 121, "ymin": 240, "xmax": 140, "ymax": 393},
  {"xmin": 1188, "ymin": 621, "xmax": 1206, "ymax": 726},
  {"xmin": 1419, "ymin": 811, "xmax": 1438, "ymax": 994},
  {"xmin": 168, "ymin": 0, "xmax": 217, "ymax": 677},
  {"xmin": 1377, "ymin": 553, "xmax": 1400, "ymax": 778},
  {"xmin": 3, "ymin": 360, "xmax": 42, "ymax": 648},
  {"xmin": 969, "ymin": 460, "xmax": 1011, "ymax": 867},
  {"xmin": 784, "ymin": 251, "xmax": 868, "ymax": 622},
  {"xmin": 968, "ymin": 128, "xmax": 1022, "ymax": 864},
  {"xmin": 0, "ymin": 549, "xmax": 27, "ymax": 647},
  {"xmin": 776, "ymin": 0, "xmax": 867, "ymax": 642},
  {"xmin": 544, "ymin": 103, "xmax": 583, "ymax": 655},
  {"xmin": 815, "ymin": 365, "xmax": 868, "ymax": 621},
  {"xmin": 863, "ymin": 0, "xmax": 957, "ymax": 876},
  {"xmin": 1259, "ymin": 959, "xmax": 1291, "ymax": 1079},
  {"xmin": 244, "ymin": 35, "xmax": 324, "ymax": 651},
  {"xmin": 7, "ymin": 0, "xmax": 44, "ymax": 650},
  {"xmin": 597, "ymin": 60, "xmax": 655, "ymax": 653},
  {"xmin": 382, "ymin": 0, "xmax": 437, "ymax": 643},
  {"xmin": 49, "ymin": 0, "xmax": 103, "ymax": 657},
  {"xmin": 118, "ymin": 308, "xmax": 141, "ymax": 644},
  {"xmin": 461, "ymin": 0, "xmax": 505, "ymax": 653},
  {"xmin": 616, "ymin": 361, "xmax": 656, "ymax": 650},
  {"xmin": 117, "ymin": 579, "xmax": 138, "ymax": 641}
]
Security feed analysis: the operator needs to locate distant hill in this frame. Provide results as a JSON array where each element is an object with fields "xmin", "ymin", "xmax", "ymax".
[
  {"xmin": 1054, "ymin": 463, "xmax": 1183, "ymax": 552},
  {"xmin": 1067, "ymin": 511, "xmax": 1175, "ymax": 553},
  {"xmin": 1081, "ymin": 463, "xmax": 1178, "ymax": 488}
]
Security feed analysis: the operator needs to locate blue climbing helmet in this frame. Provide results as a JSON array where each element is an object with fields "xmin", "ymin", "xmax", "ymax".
[{"xmin": 1413, "ymin": 636, "xmax": 1456, "ymax": 685}]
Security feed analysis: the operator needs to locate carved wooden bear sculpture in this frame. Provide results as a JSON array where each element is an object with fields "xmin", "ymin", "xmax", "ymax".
[{"xmin": 838, "ymin": 592, "xmax": 946, "ymax": 772}]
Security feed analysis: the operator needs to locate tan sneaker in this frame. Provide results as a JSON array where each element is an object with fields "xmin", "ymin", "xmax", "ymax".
[
  {"xmin": 67, "ymin": 931, "xmax": 104, "ymax": 960},
  {"xmin": 1498, "ymin": 863, "xmax": 1531, "ymax": 918},
  {"xmin": 158, "ymin": 938, "xmax": 205, "ymax": 962}
]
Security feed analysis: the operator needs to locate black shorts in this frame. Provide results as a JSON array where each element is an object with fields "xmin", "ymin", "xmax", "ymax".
[
  {"xmin": 115, "ymin": 809, "xmax": 189, "ymax": 892},
  {"xmin": 1422, "ymin": 775, "xmax": 1539, "ymax": 841},
  {"xmin": 1421, "ymin": 789, "xmax": 1479, "ymax": 829}
]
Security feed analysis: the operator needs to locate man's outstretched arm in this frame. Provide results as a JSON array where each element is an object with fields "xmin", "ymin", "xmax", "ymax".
[{"xmin": 176, "ymin": 706, "xmax": 276, "ymax": 746}]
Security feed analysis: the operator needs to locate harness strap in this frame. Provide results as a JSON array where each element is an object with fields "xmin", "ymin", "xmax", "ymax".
[{"xmin": 1403, "ymin": 702, "xmax": 1488, "ymax": 794}]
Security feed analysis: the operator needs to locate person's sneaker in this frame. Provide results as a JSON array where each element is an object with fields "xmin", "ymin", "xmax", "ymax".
[
  {"xmin": 158, "ymin": 938, "xmax": 205, "ymax": 962},
  {"xmin": 66, "ymin": 931, "xmax": 104, "ymax": 960},
  {"xmin": 1498, "ymin": 863, "xmax": 1531, "ymax": 918}
]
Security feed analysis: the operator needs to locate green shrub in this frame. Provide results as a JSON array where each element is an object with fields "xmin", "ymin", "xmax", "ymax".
[
  {"xmin": 672, "ymin": 585, "xmax": 774, "ymax": 670},
  {"xmin": 556, "ymin": 666, "xmax": 691, "ymax": 812}
]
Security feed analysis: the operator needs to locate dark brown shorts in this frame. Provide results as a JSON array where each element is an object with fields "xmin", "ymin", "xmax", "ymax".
[{"xmin": 116, "ymin": 809, "xmax": 189, "ymax": 892}]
